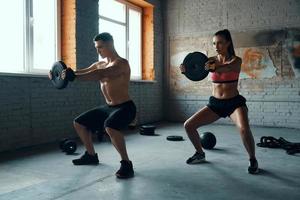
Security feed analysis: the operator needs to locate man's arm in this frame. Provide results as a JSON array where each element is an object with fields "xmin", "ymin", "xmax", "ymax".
[
  {"xmin": 75, "ymin": 59, "xmax": 128, "ymax": 81},
  {"xmin": 75, "ymin": 61, "xmax": 105, "ymax": 73}
]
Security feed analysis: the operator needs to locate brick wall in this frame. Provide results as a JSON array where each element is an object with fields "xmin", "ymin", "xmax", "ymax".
[
  {"xmin": 165, "ymin": 0, "xmax": 300, "ymax": 129},
  {"xmin": 61, "ymin": 0, "xmax": 76, "ymax": 68},
  {"xmin": 0, "ymin": 0, "xmax": 164, "ymax": 152}
]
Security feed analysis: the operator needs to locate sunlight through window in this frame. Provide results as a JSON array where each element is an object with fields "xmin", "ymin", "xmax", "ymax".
[
  {"xmin": 0, "ymin": 0, "xmax": 59, "ymax": 74},
  {"xmin": 99, "ymin": 0, "xmax": 142, "ymax": 79}
]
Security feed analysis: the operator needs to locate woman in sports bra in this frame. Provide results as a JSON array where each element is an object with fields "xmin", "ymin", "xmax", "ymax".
[{"xmin": 179, "ymin": 29, "xmax": 259, "ymax": 174}]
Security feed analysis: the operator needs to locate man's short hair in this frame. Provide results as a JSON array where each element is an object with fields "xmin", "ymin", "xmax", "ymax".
[{"xmin": 93, "ymin": 32, "xmax": 114, "ymax": 42}]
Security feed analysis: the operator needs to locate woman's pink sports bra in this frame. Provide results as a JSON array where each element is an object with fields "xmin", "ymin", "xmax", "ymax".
[
  {"xmin": 210, "ymin": 55, "xmax": 240, "ymax": 83},
  {"xmin": 210, "ymin": 71, "xmax": 239, "ymax": 83}
]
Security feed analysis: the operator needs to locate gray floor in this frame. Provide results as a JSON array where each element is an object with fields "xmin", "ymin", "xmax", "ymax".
[{"xmin": 0, "ymin": 123, "xmax": 300, "ymax": 200}]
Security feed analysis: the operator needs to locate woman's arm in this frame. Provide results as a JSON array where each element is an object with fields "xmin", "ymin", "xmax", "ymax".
[{"xmin": 206, "ymin": 56, "xmax": 242, "ymax": 73}]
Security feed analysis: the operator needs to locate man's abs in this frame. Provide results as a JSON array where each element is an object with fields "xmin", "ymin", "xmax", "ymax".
[{"xmin": 100, "ymin": 80, "xmax": 130, "ymax": 105}]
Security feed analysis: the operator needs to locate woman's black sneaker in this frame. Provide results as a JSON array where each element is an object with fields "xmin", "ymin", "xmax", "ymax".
[
  {"xmin": 248, "ymin": 158, "xmax": 259, "ymax": 174},
  {"xmin": 186, "ymin": 152, "xmax": 206, "ymax": 164},
  {"xmin": 72, "ymin": 151, "xmax": 99, "ymax": 165},
  {"xmin": 116, "ymin": 160, "xmax": 134, "ymax": 179}
]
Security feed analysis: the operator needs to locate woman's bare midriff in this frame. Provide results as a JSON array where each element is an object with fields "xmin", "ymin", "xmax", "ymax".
[{"xmin": 212, "ymin": 82, "xmax": 239, "ymax": 99}]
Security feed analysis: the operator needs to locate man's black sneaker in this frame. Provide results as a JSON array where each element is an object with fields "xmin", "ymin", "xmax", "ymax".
[
  {"xmin": 72, "ymin": 151, "xmax": 99, "ymax": 165},
  {"xmin": 116, "ymin": 160, "xmax": 134, "ymax": 179},
  {"xmin": 186, "ymin": 152, "xmax": 206, "ymax": 164},
  {"xmin": 248, "ymin": 158, "xmax": 259, "ymax": 174}
]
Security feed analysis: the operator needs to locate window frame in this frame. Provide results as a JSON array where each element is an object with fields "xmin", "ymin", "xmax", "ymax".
[{"xmin": 99, "ymin": 0, "xmax": 142, "ymax": 80}]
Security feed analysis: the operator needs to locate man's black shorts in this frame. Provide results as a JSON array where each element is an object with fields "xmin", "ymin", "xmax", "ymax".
[{"xmin": 74, "ymin": 100, "xmax": 136, "ymax": 132}]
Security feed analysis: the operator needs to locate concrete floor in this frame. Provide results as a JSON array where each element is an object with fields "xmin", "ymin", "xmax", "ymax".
[{"xmin": 0, "ymin": 123, "xmax": 299, "ymax": 200}]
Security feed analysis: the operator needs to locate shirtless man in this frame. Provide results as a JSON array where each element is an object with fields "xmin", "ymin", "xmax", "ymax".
[{"xmin": 55, "ymin": 32, "xmax": 136, "ymax": 179}]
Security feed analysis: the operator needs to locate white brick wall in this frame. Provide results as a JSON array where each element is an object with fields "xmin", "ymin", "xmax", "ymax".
[{"xmin": 165, "ymin": 0, "xmax": 300, "ymax": 129}]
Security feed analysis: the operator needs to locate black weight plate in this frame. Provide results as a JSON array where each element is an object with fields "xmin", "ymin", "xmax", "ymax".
[
  {"xmin": 63, "ymin": 140, "xmax": 77, "ymax": 154},
  {"xmin": 182, "ymin": 52, "xmax": 209, "ymax": 81},
  {"xmin": 166, "ymin": 135, "xmax": 183, "ymax": 141},
  {"xmin": 51, "ymin": 61, "xmax": 68, "ymax": 89},
  {"xmin": 140, "ymin": 130, "xmax": 155, "ymax": 136}
]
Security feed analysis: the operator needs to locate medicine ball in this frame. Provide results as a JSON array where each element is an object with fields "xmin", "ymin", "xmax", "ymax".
[{"xmin": 200, "ymin": 132, "xmax": 216, "ymax": 149}]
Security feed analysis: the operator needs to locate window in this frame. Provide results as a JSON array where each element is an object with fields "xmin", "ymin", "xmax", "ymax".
[
  {"xmin": 99, "ymin": 0, "xmax": 142, "ymax": 79},
  {"xmin": 0, "ymin": 0, "xmax": 59, "ymax": 74}
]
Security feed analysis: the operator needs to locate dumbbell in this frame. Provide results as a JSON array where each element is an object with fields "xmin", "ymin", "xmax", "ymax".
[
  {"xmin": 59, "ymin": 138, "xmax": 77, "ymax": 154},
  {"xmin": 50, "ymin": 61, "xmax": 76, "ymax": 89}
]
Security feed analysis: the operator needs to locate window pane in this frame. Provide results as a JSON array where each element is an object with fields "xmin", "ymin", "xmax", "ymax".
[
  {"xmin": 32, "ymin": 0, "xmax": 56, "ymax": 70},
  {"xmin": 0, "ymin": 0, "xmax": 24, "ymax": 73},
  {"xmin": 99, "ymin": 0, "xmax": 125, "ymax": 23},
  {"xmin": 99, "ymin": 18, "xmax": 126, "ymax": 58},
  {"xmin": 128, "ymin": 9, "xmax": 141, "ymax": 78}
]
